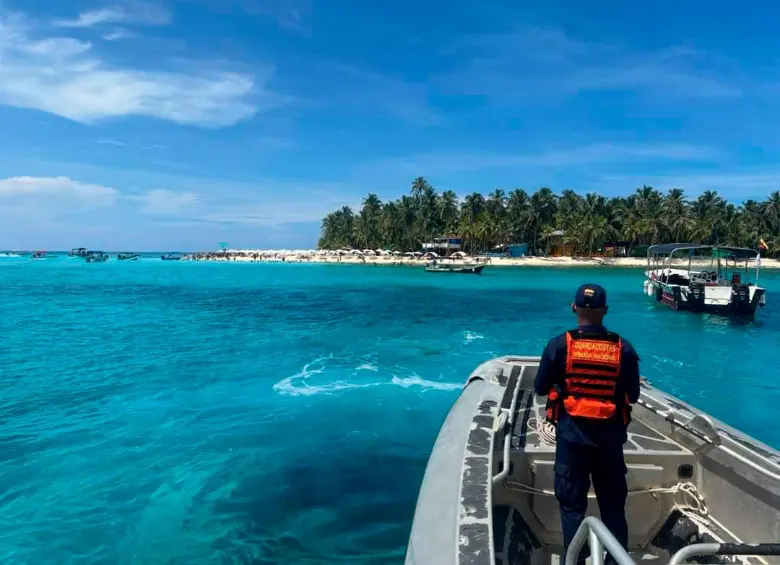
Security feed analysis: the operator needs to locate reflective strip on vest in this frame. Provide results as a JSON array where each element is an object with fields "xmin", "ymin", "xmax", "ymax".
[{"xmin": 563, "ymin": 332, "xmax": 623, "ymax": 420}]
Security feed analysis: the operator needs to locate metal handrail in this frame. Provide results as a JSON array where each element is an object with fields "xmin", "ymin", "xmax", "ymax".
[
  {"xmin": 669, "ymin": 542, "xmax": 780, "ymax": 564},
  {"xmin": 637, "ymin": 396, "xmax": 780, "ymax": 483},
  {"xmin": 564, "ymin": 517, "xmax": 635, "ymax": 565},
  {"xmin": 492, "ymin": 365, "xmax": 525, "ymax": 484}
]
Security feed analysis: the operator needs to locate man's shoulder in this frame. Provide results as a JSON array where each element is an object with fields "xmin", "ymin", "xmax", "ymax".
[
  {"xmin": 546, "ymin": 332, "xmax": 569, "ymax": 348},
  {"xmin": 615, "ymin": 334, "xmax": 639, "ymax": 360}
]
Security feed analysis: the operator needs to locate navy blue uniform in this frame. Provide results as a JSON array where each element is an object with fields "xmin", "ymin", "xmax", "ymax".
[{"xmin": 534, "ymin": 324, "xmax": 640, "ymax": 563}]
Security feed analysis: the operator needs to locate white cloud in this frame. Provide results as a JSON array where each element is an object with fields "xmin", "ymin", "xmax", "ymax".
[
  {"xmin": 358, "ymin": 143, "xmax": 719, "ymax": 176},
  {"xmin": 128, "ymin": 188, "xmax": 199, "ymax": 214},
  {"xmin": 441, "ymin": 27, "xmax": 741, "ymax": 101},
  {"xmin": 102, "ymin": 29, "xmax": 134, "ymax": 41},
  {"xmin": 0, "ymin": 12, "xmax": 275, "ymax": 127},
  {"xmin": 97, "ymin": 138, "xmax": 127, "ymax": 147},
  {"xmin": 53, "ymin": 3, "xmax": 171, "ymax": 28},
  {"xmin": 0, "ymin": 170, "xmax": 351, "ymax": 229},
  {"xmin": 0, "ymin": 176, "xmax": 119, "ymax": 215}
]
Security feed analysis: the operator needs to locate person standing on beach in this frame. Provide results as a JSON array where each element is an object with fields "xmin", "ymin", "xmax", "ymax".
[{"xmin": 534, "ymin": 284, "xmax": 640, "ymax": 564}]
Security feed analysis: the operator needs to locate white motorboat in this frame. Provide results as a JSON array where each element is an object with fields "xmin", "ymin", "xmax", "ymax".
[
  {"xmin": 644, "ymin": 244, "xmax": 766, "ymax": 316},
  {"xmin": 425, "ymin": 256, "xmax": 487, "ymax": 274}
]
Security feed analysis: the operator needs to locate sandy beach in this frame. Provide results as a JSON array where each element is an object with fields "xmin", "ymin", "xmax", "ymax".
[{"xmin": 190, "ymin": 251, "xmax": 780, "ymax": 269}]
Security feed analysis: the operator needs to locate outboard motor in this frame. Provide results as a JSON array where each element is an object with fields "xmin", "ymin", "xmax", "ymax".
[
  {"xmin": 687, "ymin": 282, "xmax": 706, "ymax": 312},
  {"xmin": 731, "ymin": 283, "xmax": 750, "ymax": 314}
]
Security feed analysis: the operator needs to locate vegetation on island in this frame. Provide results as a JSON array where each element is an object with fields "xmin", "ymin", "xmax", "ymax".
[{"xmin": 318, "ymin": 177, "xmax": 780, "ymax": 257}]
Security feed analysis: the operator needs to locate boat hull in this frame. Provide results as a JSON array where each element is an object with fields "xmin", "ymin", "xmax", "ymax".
[
  {"xmin": 406, "ymin": 356, "xmax": 780, "ymax": 565},
  {"xmin": 644, "ymin": 279, "xmax": 765, "ymax": 317},
  {"xmin": 424, "ymin": 264, "xmax": 485, "ymax": 274}
]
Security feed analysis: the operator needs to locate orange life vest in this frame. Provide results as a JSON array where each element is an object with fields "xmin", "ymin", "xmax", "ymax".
[{"xmin": 546, "ymin": 330, "xmax": 630, "ymax": 424}]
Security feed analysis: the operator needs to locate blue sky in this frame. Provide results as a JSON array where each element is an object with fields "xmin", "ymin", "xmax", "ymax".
[{"xmin": 1, "ymin": 0, "xmax": 780, "ymax": 250}]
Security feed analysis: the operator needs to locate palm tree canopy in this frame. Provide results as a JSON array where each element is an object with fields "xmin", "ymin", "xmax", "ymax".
[{"xmin": 318, "ymin": 178, "xmax": 780, "ymax": 257}]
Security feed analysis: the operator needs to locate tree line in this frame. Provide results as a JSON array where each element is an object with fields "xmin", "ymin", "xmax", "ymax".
[{"xmin": 318, "ymin": 177, "xmax": 780, "ymax": 257}]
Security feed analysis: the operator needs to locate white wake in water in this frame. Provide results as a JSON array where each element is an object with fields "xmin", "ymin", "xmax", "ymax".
[
  {"xmin": 462, "ymin": 330, "xmax": 484, "ymax": 344},
  {"xmin": 273, "ymin": 358, "xmax": 460, "ymax": 396},
  {"xmin": 390, "ymin": 375, "xmax": 461, "ymax": 391}
]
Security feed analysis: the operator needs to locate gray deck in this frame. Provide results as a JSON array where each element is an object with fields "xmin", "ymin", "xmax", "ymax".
[{"xmin": 512, "ymin": 391, "xmax": 687, "ymax": 453}]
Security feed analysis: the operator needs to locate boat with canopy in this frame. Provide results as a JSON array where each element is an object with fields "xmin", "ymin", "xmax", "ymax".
[{"xmin": 644, "ymin": 244, "xmax": 766, "ymax": 316}]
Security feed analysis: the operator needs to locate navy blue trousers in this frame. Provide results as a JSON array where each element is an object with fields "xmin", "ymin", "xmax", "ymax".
[{"xmin": 554, "ymin": 438, "xmax": 628, "ymax": 564}]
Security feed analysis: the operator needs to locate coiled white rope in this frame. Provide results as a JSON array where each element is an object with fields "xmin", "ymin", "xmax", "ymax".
[{"xmin": 527, "ymin": 417, "xmax": 558, "ymax": 446}]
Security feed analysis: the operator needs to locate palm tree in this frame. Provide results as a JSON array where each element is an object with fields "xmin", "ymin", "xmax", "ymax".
[
  {"xmin": 410, "ymin": 177, "xmax": 430, "ymax": 205},
  {"xmin": 318, "ymin": 178, "xmax": 780, "ymax": 258},
  {"xmin": 527, "ymin": 188, "xmax": 557, "ymax": 253},
  {"xmin": 507, "ymin": 189, "xmax": 530, "ymax": 242},
  {"xmin": 438, "ymin": 190, "xmax": 459, "ymax": 234}
]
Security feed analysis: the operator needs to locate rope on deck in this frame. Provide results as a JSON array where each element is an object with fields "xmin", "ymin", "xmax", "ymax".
[
  {"xmin": 512, "ymin": 417, "xmax": 710, "ymax": 517},
  {"xmin": 527, "ymin": 417, "xmax": 558, "ymax": 446}
]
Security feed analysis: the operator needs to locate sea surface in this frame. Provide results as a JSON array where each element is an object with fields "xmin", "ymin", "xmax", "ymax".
[{"xmin": 1, "ymin": 257, "xmax": 779, "ymax": 564}]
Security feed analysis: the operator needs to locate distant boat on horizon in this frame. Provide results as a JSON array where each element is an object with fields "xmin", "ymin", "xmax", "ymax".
[
  {"xmin": 117, "ymin": 253, "xmax": 140, "ymax": 261},
  {"xmin": 0, "ymin": 250, "xmax": 23, "ymax": 259},
  {"xmin": 161, "ymin": 253, "xmax": 183, "ymax": 261},
  {"xmin": 85, "ymin": 251, "xmax": 109, "ymax": 263},
  {"xmin": 31, "ymin": 251, "xmax": 57, "ymax": 260},
  {"xmin": 69, "ymin": 248, "xmax": 89, "ymax": 259}
]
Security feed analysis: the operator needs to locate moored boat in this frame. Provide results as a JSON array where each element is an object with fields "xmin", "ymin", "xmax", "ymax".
[
  {"xmin": 0, "ymin": 250, "xmax": 23, "ymax": 259},
  {"xmin": 69, "ymin": 248, "xmax": 89, "ymax": 259},
  {"xmin": 31, "ymin": 251, "xmax": 57, "ymax": 260},
  {"xmin": 84, "ymin": 251, "xmax": 109, "ymax": 263},
  {"xmin": 424, "ymin": 257, "xmax": 486, "ymax": 274},
  {"xmin": 406, "ymin": 356, "xmax": 780, "ymax": 565},
  {"xmin": 117, "ymin": 253, "xmax": 140, "ymax": 261},
  {"xmin": 161, "ymin": 253, "xmax": 183, "ymax": 261},
  {"xmin": 644, "ymin": 244, "xmax": 766, "ymax": 316}
]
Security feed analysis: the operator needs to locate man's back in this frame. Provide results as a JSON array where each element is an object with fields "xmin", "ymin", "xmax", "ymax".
[{"xmin": 534, "ymin": 325, "xmax": 641, "ymax": 447}]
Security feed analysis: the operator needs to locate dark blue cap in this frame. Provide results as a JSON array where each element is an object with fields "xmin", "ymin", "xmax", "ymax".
[{"xmin": 574, "ymin": 284, "xmax": 607, "ymax": 308}]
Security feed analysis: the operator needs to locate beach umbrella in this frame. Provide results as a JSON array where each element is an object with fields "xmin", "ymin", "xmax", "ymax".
[{"xmin": 392, "ymin": 251, "xmax": 402, "ymax": 256}]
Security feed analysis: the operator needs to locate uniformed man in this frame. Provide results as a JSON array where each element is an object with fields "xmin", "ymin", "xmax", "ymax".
[{"xmin": 534, "ymin": 283, "xmax": 640, "ymax": 564}]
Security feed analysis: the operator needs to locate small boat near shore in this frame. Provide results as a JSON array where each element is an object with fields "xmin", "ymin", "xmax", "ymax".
[
  {"xmin": 117, "ymin": 253, "xmax": 140, "ymax": 261},
  {"xmin": 406, "ymin": 356, "xmax": 780, "ymax": 565},
  {"xmin": 644, "ymin": 244, "xmax": 766, "ymax": 316},
  {"xmin": 424, "ymin": 256, "xmax": 487, "ymax": 274}
]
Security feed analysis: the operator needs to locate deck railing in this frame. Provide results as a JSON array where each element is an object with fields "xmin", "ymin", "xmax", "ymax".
[
  {"xmin": 564, "ymin": 517, "xmax": 780, "ymax": 565},
  {"xmin": 564, "ymin": 517, "xmax": 634, "ymax": 565}
]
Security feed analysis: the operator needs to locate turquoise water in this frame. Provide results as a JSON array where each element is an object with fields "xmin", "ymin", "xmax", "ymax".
[{"xmin": 2, "ymin": 259, "xmax": 778, "ymax": 564}]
